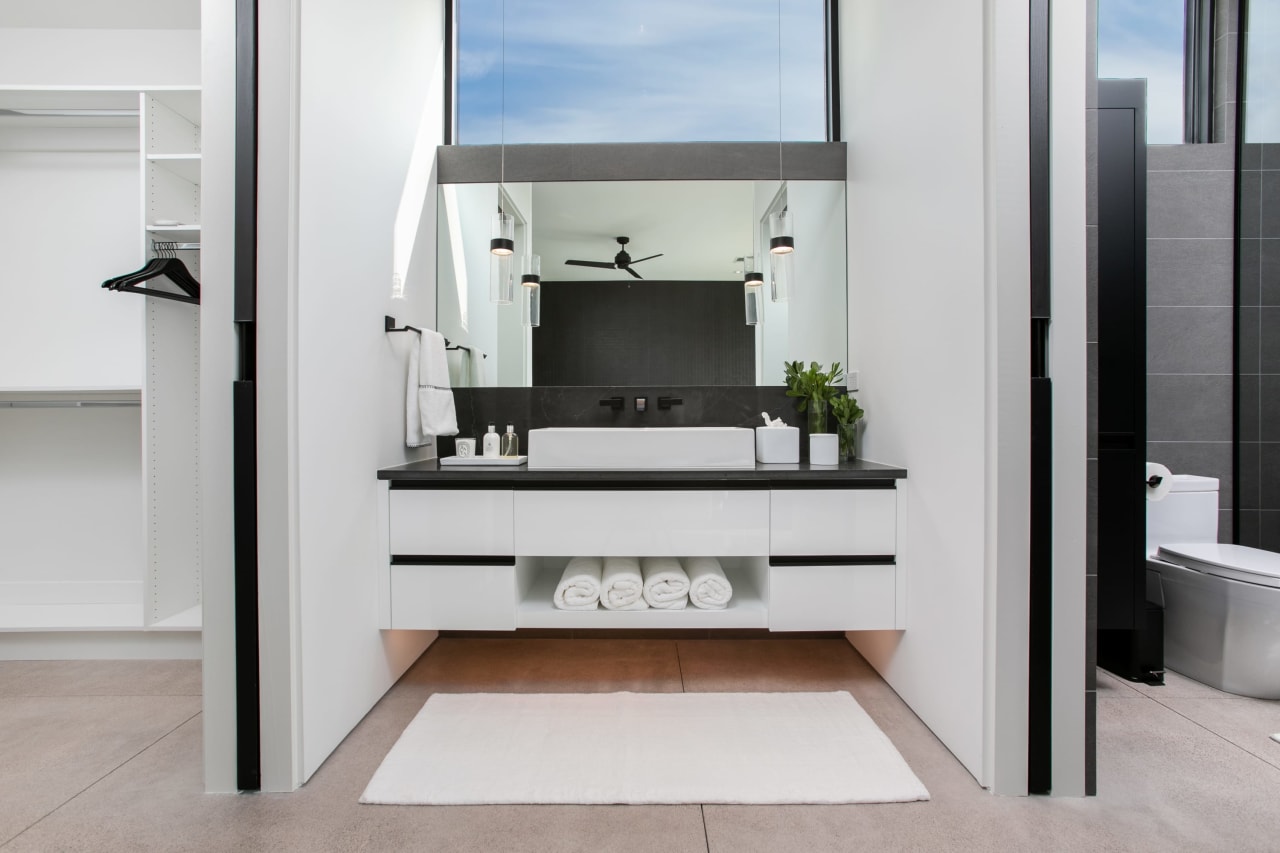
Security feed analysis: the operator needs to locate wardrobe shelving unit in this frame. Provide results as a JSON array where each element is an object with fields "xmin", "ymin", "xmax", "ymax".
[{"xmin": 0, "ymin": 87, "xmax": 203, "ymax": 646}]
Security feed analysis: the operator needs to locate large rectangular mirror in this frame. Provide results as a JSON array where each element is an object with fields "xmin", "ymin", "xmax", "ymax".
[{"xmin": 435, "ymin": 179, "xmax": 847, "ymax": 387}]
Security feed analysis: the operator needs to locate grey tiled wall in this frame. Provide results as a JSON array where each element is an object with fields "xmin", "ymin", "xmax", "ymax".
[
  {"xmin": 1238, "ymin": 143, "xmax": 1280, "ymax": 550},
  {"xmin": 1145, "ymin": 143, "xmax": 1236, "ymax": 543}
]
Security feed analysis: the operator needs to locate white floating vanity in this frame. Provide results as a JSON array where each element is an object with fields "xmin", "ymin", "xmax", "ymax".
[{"xmin": 376, "ymin": 460, "xmax": 908, "ymax": 633}]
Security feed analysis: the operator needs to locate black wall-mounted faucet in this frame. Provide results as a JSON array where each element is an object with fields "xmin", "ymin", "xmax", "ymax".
[
  {"xmin": 599, "ymin": 396, "xmax": 624, "ymax": 411},
  {"xmin": 658, "ymin": 396, "xmax": 683, "ymax": 410}
]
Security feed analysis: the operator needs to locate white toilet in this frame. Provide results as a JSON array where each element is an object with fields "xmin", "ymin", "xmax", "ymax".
[{"xmin": 1146, "ymin": 473, "xmax": 1280, "ymax": 699}]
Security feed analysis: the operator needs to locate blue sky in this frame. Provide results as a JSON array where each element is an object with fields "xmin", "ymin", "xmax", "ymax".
[
  {"xmin": 1097, "ymin": 0, "xmax": 1186, "ymax": 144},
  {"xmin": 456, "ymin": 0, "xmax": 826, "ymax": 145}
]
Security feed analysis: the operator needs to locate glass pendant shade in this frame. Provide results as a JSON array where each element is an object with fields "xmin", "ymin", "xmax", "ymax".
[
  {"xmin": 490, "ymin": 213, "xmax": 516, "ymax": 303},
  {"xmin": 490, "ymin": 212, "xmax": 515, "ymax": 256},
  {"xmin": 769, "ymin": 247, "xmax": 794, "ymax": 302},
  {"xmin": 522, "ymin": 255, "xmax": 541, "ymax": 327},
  {"xmin": 744, "ymin": 280, "xmax": 764, "ymax": 326},
  {"xmin": 768, "ymin": 210, "xmax": 795, "ymax": 254}
]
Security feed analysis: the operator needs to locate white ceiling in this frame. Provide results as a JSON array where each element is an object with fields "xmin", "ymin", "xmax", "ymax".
[
  {"xmin": 0, "ymin": 0, "xmax": 199, "ymax": 29},
  {"xmin": 531, "ymin": 181, "xmax": 759, "ymax": 282}
]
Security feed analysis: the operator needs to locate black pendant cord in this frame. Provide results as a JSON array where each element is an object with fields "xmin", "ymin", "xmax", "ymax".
[{"xmin": 233, "ymin": 0, "xmax": 262, "ymax": 793}]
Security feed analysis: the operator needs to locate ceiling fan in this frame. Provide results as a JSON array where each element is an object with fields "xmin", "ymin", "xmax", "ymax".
[{"xmin": 564, "ymin": 236, "xmax": 663, "ymax": 280}]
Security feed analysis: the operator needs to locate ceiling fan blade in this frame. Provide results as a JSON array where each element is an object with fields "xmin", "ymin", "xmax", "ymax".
[
  {"xmin": 628, "ymin": 253, "xmax": 663, "ymax": 265},
  {"xmin": 624, "ymin": 265, "xmax": 643, "ymax": 280},
  {"xmin": 564, "ymin": 259, "xmax": 617, "ymax": 269}
]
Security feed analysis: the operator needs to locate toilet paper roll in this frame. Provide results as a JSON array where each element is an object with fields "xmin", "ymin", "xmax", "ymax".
[{"xmin": 1146, "ymin": 462, "xmax": 1173, "ymax": 501}]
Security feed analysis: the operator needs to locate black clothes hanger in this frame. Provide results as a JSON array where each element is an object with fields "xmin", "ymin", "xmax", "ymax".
[{"xmin": 102, "ymin": 246, "xmax": 200, "ymax": 304}]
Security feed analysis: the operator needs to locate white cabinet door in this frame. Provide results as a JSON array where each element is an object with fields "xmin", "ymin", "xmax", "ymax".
[
  {"xmin": 389, "ymin": 489, "xmax": 514, "ymax": 555},
  {"xmin": 770, "ymin": 488, "xmax": 897, "ymax": 556},
  {"xmin": 514, "ymin": 490, "xmax": 770, "ymax": 556},
  {"xmin": 769, "ymin": 563, "xmax": 898, "ymax": 631}
]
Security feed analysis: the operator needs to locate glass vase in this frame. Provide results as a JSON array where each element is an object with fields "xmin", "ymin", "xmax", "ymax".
[
  {"xmin": 838, "ymin": 421, "xmax": 858, "ymax": 462},
  {"xmin": 807, "ymin": 399, "xmax": 829, "ymax": 435}
]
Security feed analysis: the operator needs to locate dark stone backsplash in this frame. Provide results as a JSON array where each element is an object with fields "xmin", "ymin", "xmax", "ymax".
[{"xmin": 441, "ymin": 386, "xmax": 817, "ymax": 458}]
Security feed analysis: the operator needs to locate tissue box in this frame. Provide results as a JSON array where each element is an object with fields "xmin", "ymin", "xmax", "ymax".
[{"xmin": 755, "ymin": 426, "xmax": 799, "ymax": 464}]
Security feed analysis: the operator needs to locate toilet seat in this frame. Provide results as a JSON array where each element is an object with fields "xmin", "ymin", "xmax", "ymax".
[{"xmin": 1156, "ymin": 543, "xmax": 1280, "ymax": 589}]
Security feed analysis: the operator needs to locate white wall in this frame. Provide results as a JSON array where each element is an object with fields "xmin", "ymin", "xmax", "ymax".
[
  {"xmin": 0, "ymin": 408, "xmax": 144, "ymax": 612},
  {"xmin": 287, "ymin": 0, "xmax": 445, "ymax": 783},
  {"xmin": 0, "ymin": 28, "xmax": 199, "ymax": 88},
  {"xmin": 788, "ymin": 181, "xmax": 847, "ymax": 376},
  {"xmin": 0, "ymin": 131, "xmax": 141, "ymax": 389},
  {"xmin": 841, "ymin": 0, "xmax": 1030, "ymax": 792}
]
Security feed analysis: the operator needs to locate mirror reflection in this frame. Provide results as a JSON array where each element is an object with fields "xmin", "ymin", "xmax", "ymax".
[{"xmin": 435, "ymin": 179, "xmax": 847, "ymax": 387}]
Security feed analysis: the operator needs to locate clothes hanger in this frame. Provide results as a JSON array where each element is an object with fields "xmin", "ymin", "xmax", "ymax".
[{"xmin": 102, "ymin": 244, "xmax": 200, "ymax": 302}]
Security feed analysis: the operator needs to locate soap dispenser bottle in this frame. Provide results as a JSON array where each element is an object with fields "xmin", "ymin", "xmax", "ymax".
[
  {"xmin": 482, "ymin": 423, "xmax": 500, "ymax": 458},
  {"xmin": 500, "ymin": 424, "xmax": 519, "ymax": 457}
]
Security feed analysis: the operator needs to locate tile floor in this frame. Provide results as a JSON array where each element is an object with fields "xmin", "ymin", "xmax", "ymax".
[{"xmin": 2, "ymin": 638, "xmax": 1280, "ymax": 852}]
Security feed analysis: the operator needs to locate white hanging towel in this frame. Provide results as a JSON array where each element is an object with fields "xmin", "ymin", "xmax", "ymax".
[{"xmin": 406, "ymin": 328, "xmax": 458, "ymax": 447}]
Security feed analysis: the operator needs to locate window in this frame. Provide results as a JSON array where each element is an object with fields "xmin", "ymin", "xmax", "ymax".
[
  {"xmin": 1097, "ymin": 0, "xmax": 1187, "ymax": 143},
  {"xmin": 453, "ymin": 0, "xmax": 829, "ymax": 145}
]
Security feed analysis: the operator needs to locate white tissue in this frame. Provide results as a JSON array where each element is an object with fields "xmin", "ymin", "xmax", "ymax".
[
  {"xmin": 760, "ymin": 412, "xmax": 785, "ymax": 427},
  {"xmin": 1146, "ymin": 462, "xmax": 1173, "ymax": 502}
]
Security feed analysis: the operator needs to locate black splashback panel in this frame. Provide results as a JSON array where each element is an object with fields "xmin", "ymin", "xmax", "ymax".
[{"xmin": 532, "ymin": 281, "xmax": 754, "ymax": 386}]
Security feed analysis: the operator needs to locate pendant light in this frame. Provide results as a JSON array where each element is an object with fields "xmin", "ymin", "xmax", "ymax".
[
  {"xmin": 522, "ymin": 254, "xmax": 541, "ymax": 327},
  {"xmin": 742, "ymin": 256, "xmax": 764, "ymax": 325},
  {"xmin": 489, "ymin": 0, "xmax": 514, "ymax": 304},
  {"xmin": 769, "ymin": 0, "xmax": 795, "ymax": 303}
]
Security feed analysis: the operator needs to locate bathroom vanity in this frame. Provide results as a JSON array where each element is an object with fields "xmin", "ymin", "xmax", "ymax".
[{"xmin": 376, "ymin": 460, "xmax": 908, "ymax": 632}]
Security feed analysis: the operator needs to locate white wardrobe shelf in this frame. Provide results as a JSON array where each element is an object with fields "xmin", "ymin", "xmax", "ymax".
[
  {"xmin": 148, "ymin": 604, "xmax": 201, "ymax": 631},
  {"xmin": 146, "ymin": 153, "xmax": 200, "ymax": 183},
  {"xmin": 516, "ymin": 567, "xmax": 767, "ymax": 629},
  {"xmin": 0, "ymin": 603, "xmax": 144, "ymax": 632}
]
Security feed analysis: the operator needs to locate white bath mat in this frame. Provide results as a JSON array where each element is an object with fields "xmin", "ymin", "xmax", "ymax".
[{"xmin": 361, "ymin": 691, "xmax": 930, "ymax": 805}]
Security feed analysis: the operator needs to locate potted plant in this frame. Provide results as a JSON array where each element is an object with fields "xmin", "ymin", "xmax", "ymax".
[
  {"xmin": 831, "ymin": 393, "xmax": 865, "ymax": 462},
  {"xmin": 784, "ymin": 360, "xmax": 844, "ymax": 464}
]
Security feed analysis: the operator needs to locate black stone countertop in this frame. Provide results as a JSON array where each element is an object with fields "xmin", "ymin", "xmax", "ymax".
[{"xmin": 378, "ymin": 458, "xmax": 906, "ymax": 487}]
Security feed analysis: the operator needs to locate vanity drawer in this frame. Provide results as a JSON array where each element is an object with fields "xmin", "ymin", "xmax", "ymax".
[
  {"xmin": 390, "ymin": 561, "xmax": 516, "ymax": 630},
  {"xmin": 769, "ymin": 562, "xmax": 897, "ymax": 631},
  {"xmin": 514, "ymin": 489, "xmax": 770, "ymax": 556},
  {"xmin": 389, "ymin": 489, "xmax": 514, "ymax": 556},
  {"xmin": 769, "ymin": 487, "xmax": 896, "ymax": 556}
]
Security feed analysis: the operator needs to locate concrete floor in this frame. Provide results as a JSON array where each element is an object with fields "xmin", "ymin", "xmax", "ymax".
[{"xmin": 2, "ymin": 638, "xmax": 1279, "ymax": 852}]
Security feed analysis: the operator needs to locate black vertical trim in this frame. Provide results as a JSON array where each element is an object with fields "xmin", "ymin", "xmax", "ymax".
[
  {"xmin": 444, "ymin": 0, "xmax": 456, "ymax": 145},
  {"xmin": 234, "ymin": 0, "xmax": 261, "ymax": 792},
  {"xmin": 1232, "ymin": 0, "xmax": 1248, "ymax": 543},
  {"xmin": 1029, "ymin": 0, "xmax": 1051, "ymax": 322},
  {"xmin": 1027, "ymin": 0, "xmax": 1053, "ymax": 796},
  {"xmin": 1028, "ymin": 377, "xmax": 1053, "ymax": 794},
  {"xmin": 825, "ymin": 0, "xmax": 841, "ymax": 142}
]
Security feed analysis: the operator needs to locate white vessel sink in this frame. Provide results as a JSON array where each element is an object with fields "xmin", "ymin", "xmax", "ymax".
[{"xmin": 527, "ymin": 427, "xmax": 756, "ymax": 470}]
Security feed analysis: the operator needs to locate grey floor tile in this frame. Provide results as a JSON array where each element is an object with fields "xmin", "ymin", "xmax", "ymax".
[
  {"xmin": 1158, "ymin": 695, "xmax": 1280, "ymax": 770},
  {"xmin": 0, "ymin": 660, "xmax": 201, "ymax": 698},
  {"xmin": 1096, "ymin": 668, "xmax": 1144, "ymax": 697},
  {"xmin": 1128, "ymin": 668, "xmax": 1240, "ymax": 699},
  {"xmin": 0, "ymin": 695, "xmax": 199, "ymax": 846}
]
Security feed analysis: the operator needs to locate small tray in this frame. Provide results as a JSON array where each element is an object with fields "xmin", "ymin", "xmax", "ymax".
[{"xmin": 439, "ymin": 455, "xmax": 528, "ymax": 466}]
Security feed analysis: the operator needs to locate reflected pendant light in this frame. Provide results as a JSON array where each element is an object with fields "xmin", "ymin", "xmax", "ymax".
[
  {"xmin": 522, "ymin": 254, "xmax": 541, "ymax": 327},
  {"xmin": 768, "ymin": 209, "xmax": 794, "ymax": 303},
  {"xmin": 743, "ymin": 256, "xmax": 764, "ymax": 325}
]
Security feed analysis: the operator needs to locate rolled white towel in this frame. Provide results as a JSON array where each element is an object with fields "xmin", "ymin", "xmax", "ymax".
[
  {"xmin": 553, "ymin": 557, "xmax": 602, "ymax": 611},
  {"xmin": 641, "ymin": 556, "xmax": 689, "ymax": 610},
  {"xmin": 683, "ymin": 557, "xmax": 733, "ymax": 610},
  {"xmin": 601, "ymin": 557, "xmax": 648, "ymax": 611}
]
